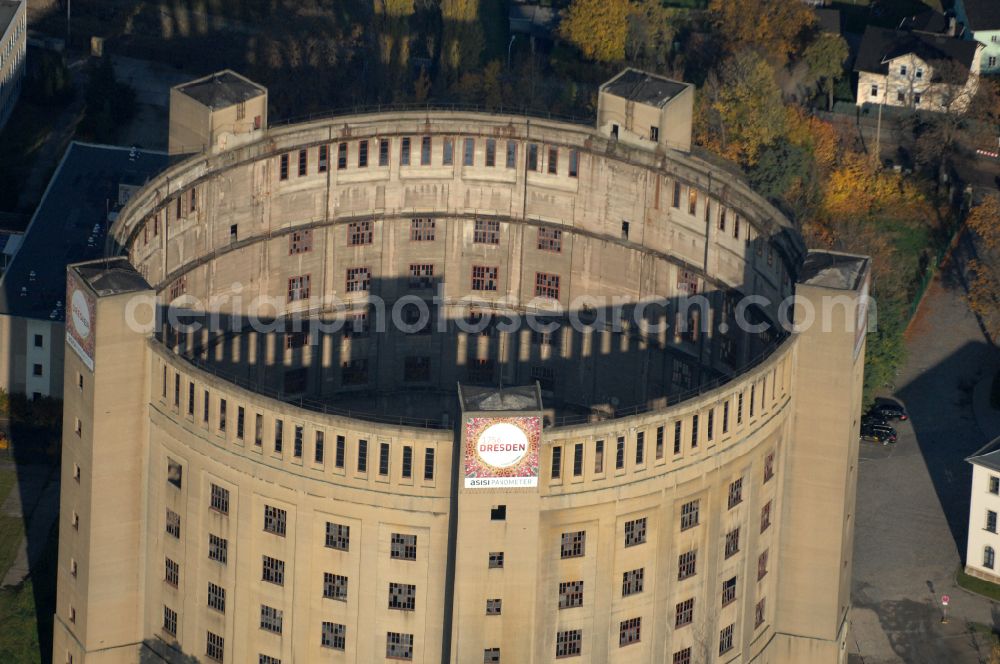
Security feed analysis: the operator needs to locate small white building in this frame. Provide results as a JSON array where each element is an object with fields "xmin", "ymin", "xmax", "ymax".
[
  {"xmin": 965, "ymin": 438, "xmax": 1000, "ymax": 584},
  {"xmin": 855, "ymin": 25, "xmax": 982, "ymax": 113}
]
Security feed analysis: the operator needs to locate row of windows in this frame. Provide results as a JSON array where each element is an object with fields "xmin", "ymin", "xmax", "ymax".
[
  {"xmin": 550, "ymin": 418, "xmax": 778, "ymax": 481},
  {"xmin": 278, "ymin": 137, "xmax": 581, "ymax": 179},
  {"xmin": 160, "ymin": 369, "xmax": 439, "ymax": 480}
]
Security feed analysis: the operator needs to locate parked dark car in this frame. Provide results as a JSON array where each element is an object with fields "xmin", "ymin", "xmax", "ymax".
[
  {"xmin": 860, "ymin": 422, "xmax": 897, "ymax": 444},
  {"xmin": 869, "ymin": 403, "xmax": 907, "ymax": 421},
  {"xmin": 861, "ymin": 414, "xmax": 889, "ymax": 427}
]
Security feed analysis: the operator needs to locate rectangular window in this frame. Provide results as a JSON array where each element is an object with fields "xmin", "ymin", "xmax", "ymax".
[
  {"xmin": 208, "ymin": 582, "xmax": 225, "ymax": 613},
  {"xmin": 755, "ymin": 598, "xmax": 766, "ymax": 627},
  {"xmin": 187, "ymin": 382, "xmax": 194, "ymax": 415},
  {"xmin": 260, "ymin": 604, "xmax": 283, "ymax": 634},
  {"xmin": 168, "ymin": 458, "xmax": 183, "ymax": 488},
  {"xmin": 624, "ymin": 517, "xmax": 646, "ymax": 547},
  {"xmin": 528, "ymin": 143, "xmax": 539, "ymax": 171},
  {"xmin": 723, "ymin": 401, "xmax": 730, "ymax": 433},
  {"xmin": 764, "ymin": 451, "xmax": 775, "ymax": 482},
  {"xmin": 400, "ymin": 137, "xmax": 411, "ymax": 166},
  {"xmin": 388, "ymin": 582, "xmax": 416, "ymax": 611},
  {"xmin": 560, "ymin": 531, "xmax": 586, "ymax": 559},
  {"xmin": 547, "ymin": 147, "xmax": 558, "ymax": 174},
  {"xmin": 485, "ymin": 138, "xmax": 496, "ymax": 167},
  {"xmin": 595, "ymin": 440, "xmax": 604, "ymax": 473},
  {"xmin": 672, "ymin": 181, "xmax": 681, "ymax": 208},
  {"xmin": 551, "ymin": 445, "xmax": 562, "ymax": 479},
  {"xmin": 236, "ymin": 407, "xmax": 245, "ymax": 439},
  {"xmin": 691, "ymin": 415, "xmax": 698, "ymax": 448},
  {"xmin": 264, "ymin": 505, "xmax": 286, "ymax": 536},
  {"xmin": 719, "ymin": 624, "xmax": 735, "ymax": 654},
  {"xmin": 298, "ymin": 149, "xmax": 308, "ymax": 176},
  {"xmin": 358, "ymin": 139, "xmax": 369, "ymax": 167},
  {"xmin": 410, "ymin": 217, "xmax": 436, "ymax": 241},
  {"xmin": 673, "ymin": 421, "xmax": 682, "ymax": 454},
  {"xmin": 489, "ymin": 551, "xmax": 505, "ymax": 568},
  {"xmin": 619, "ymin": 617, "xmax": 641, "ymax": 647},
  {"xmin": 402, "ymin": 446, "xmax": 412, "ymax": 478},
  {"xmin": 559, "ymin": 580, "xmax": 584, "ymax": 609},
  {"xmin": 274, "ymin": 419, "xmax": 284, "ymax": 453},
  {"xmin": 291, "ymin": 425, "xmax": 303, "ymax": 458},
  {"xmin": 650, "ymin": 126, "xmax": 660, "ymax": 141},
  {"xmin": 635, "ymin": 431, "xmax": 645, "ymax": 464},
  {"xmin": 573, "ymin": 443, "xmax": 583, "ymax": 477},
  {"xmin": 210, "ymin": 484, "xmax": 230, "ymax": 514},
  {"xmin": 988, "ymin": 510, "xmax": 998, "ymax": 533},
  {"xmin": 473, "ymin": 218, "xmax": 501, "ymax": 244},
  {"xmin": 391, "ymin": 533, "xmax": 418, "ymax": 560},
  {"xmin": 622, "ymin": 568, "xmax": 644, "ymax": 597},
  {"xmin": 537, "ymin": 227, "xmax": 562, "ymax": 252},
  {"xmin": 991, "ymin": 477, "xmax": 1000, "ymax": 495},
  {"xmin": 688, "ymin": 188, "xmax": 698, "ymax": 215},
  {"xmin": 424, "ymin": 448, "xmax": 435, "ymax": 480},
  {"xmin": 761, "ymin": 500, "xmax": 772, "ymax": 532},
  {"xmin": 166, "ymin": 508, "xmax": 181, "ymax": 538},
  {"xmin": 556, "ymin": 629, "xmax": 582, "ymax": 657},
  {"xmin": 728, "ymin": 478, "xmax": 743, "ymax": 509},
  {"xmin": 386, "ymin": 632, "xmax": 414, "ymax": 660},
  {"xmin": 337, "ymin": 142, "xmax": 348, "ymax": 169},
  {"xmin": 724, "ymin": 527, "xmax": 740, "ymax": 558},
  {"xmin": 358, "ymin": 439, "xmax": 368, "ymax": 472},
  {"xmin": 349, "ymin": 220, "xmax": 373, "ymax": 245},
  {"xmin": 678, "ymin": 550, "xmax": 697, "ymax": 580},
  {"xmin": 569, "ymin": 149, "xmax": 579, "ymax": 177},
  {"xmin": 322, "ymin": 622, "xmax": 346, "ymax": 650},
  {"xmin": 218, "ymin": 399, "xmax": 227, "ymax": 431},
  {"xmin": 346, "ymin": 267, "xmax": 371, "ymax": 292},
  {"xmin": 486, "ymin": 598, "xmax": 502, "ymax": 615},
  {"xmin": 287, "ymin": 275, "xmax": 311, "ymax": 301},
  {"xmin": 421, "ymin": 136, "xmax": 431, "ymax": 165},
  {"xmin": 506, "ymin": 140, "xmax": 517, "ymax": 168},
  {"xmin": 379, "ymin": 442, "xmax": 390, "ymax": 476},
  {"xmin": 758, "ymin": 549, "xmax": 769, "ymax": 580},
  {"xmin": 163, "ymin": 606, "xmax": 177, "ymax": 636},
  {"xmin": 379, "ymin": 138, "xmax": 390, "ymax": 166},
  {"xmin": 208, "ymin": 534, "xmax": 228, "ymax": 564},
  {"xmin": 471, "ymin": 265, "xmax": 499, "ymax": 291},
  {"xmin": 707, "ymin": 409, "xmax": 714, "ymax": 441},
  {"xmin": 680, "ymin": 500, "xmax": 699, "ymax": 530},
  {"xmin": 675, "ymin": 598, "xmax": 694, "ymax": 627},
  {"xmin": 443, "ymin": 137, "xmax": 454, "ymax": 165},
  {"xmin": 490, "ymin": 504, "xmax": 506, "ymax": 520},
  {"xmin": 206, "ymin": 631, "xmax": 225, "ymax": 662},
  {"xmin": 279, "ymin": 153, "xmax": 289, "ymax": 180},
  {"xmin": 722, "ymin": 576, "xmax": 737, "ymax": 606},
  {"xmin": 335, "ymin": 435, "xmax": 346, "ymax": 468},
  {"xmin": 262, "ymin": 555, "xmax": 285, "ymax": 585},
  {"xmin": 737, "ymin": 392, "xmax": 744, "ymax": 424},
  {"xmin": 165, "ymin": 557, "xmax": 179, "ymax": 587},
  {"xmin": 289, "ymin": 229, "xmax": 312, "ymax": 255},
  {"xmin": 315, "ymin": 431, "xmax": 325, "ymax": 463},
  {"xmin": 463, "ymin": 137, "xmax": 475, "ymax": 166},
  {"xmin": 324, "ymin": 572, "xmax": 348, "ymax": 600},
  {"xmin": 318, "ymin": 144, "xmax": 329, "ymax": 172},
  {"xmin": 534, "ymin": 272, "xmax": 560, "ymax": 300},
  {"xmin": 655, "ymin": 426, "xmax": 664, "ymax": 459},
  {"xmin": 616, "ymin": 437, "xmax": 625, "ymax": 469}
]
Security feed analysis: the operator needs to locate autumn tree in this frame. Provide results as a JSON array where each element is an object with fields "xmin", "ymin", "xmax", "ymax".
[
  {"xmin": 708, "ymin": 0, "xmax": 815, "ymax": 65},
  {"xmin": 441, "ymin": 0, "xmax": 485, "ymax": 86},
  {"xmin": 560, "ymin": 0, "xmax": 630, "ymax": 63},
  {"xmin": 803, "ymin": 33, "xmax": 848, "ymax": 110},
  {"xmin": 967, "ymin": 193, "xmax": 1000, "ymax": 251},
  {"xmin": 625, "ymin": 0, "xmax": 680, "ymax": 72},
  {"xmin": 697, "ymin": 50, "xmax": 787, "ymax": 165}
]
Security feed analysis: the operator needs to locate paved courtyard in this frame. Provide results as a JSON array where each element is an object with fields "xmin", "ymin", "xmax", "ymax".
[{"xmin": 849, "ymin": 263, "xmax": 1000, "ymax": 663}]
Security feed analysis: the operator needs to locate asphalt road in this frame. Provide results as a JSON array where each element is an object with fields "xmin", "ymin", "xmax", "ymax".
[{"xmin": 850, "ymin": 266, "xmax": 1000, "ymax": 663}]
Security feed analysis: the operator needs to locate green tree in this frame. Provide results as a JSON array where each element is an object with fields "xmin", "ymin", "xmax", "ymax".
[
  {"xmin": 747, "ymin": 139, "xmax": 812, "ymax": 202},
  {"xmin": 625, "ymin": 0, "xmax": 679, "ymax": 72},
  {"xmin": 560, "ymin": 0, "xmax": 630, "ymax": 63},
  {"xmin": 803, "ymin": 33, "xmax": 848, "ymax": 110},
  {"xmin": 708, "ymin": 0, "xmax": 814, "ymax": 64},
  {"xmin": 441, "ymin": 0, "xmax": 486, "ymax": 85},
  {"xmin": 699, "ymin": 50, "xmax": 787, "ymax": 165}
]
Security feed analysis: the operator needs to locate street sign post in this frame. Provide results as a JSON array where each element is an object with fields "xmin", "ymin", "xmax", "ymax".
[{"xmin": 941, "ymin": 595, "xmax": 950, "ymax": 623}]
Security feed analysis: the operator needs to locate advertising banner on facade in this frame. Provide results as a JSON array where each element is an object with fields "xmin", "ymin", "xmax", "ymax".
[
  {"xmin": 66, "ymin": 271, "xmax": 96, "ymax": 371},
  {"xmin": 464, "ymin": 416, "xmax": 541, "ymax": 488}
]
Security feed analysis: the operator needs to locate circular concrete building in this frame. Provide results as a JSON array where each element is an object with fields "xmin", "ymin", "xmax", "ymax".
[{"xmin": 54, "ymin": 71, "xmax": 868, "ymax": 664}]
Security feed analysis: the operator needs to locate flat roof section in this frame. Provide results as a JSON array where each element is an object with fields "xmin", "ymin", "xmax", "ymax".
[
  {"xmin": 74, "ymin": 258, "xmax": 150, "ymax": 297},
  {"xmin": 0, "ymin": 0, "xmax": 21, "ymax": 37},
  {"xmin": 459, "ymin": 384, "xmax": 543, "ymax": 413},
  {"xmin": 0, "ymin": 142, "xmax": 167, "ymax": 321},
  {"xmin": 799, "ymin": 251, "xmax": 870, "ymax": 291},
  {"xmin": 175, "ymin": 70, "xmax": 266, "ymax": 109},
  {"xmin": 601, "ymin": 68, "xmax": 689, "ymax": 109}
]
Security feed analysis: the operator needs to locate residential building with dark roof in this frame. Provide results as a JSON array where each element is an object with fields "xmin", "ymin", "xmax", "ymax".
[
  {"xmin": 854, "ymin": 25, "xmax": 982, "ymax": 112},
  {"xmin": 954, "ymin": 0, "xmax": 1000, "ymax": 73}
]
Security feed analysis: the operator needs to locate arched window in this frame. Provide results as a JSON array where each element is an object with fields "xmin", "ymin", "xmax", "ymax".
[{"xmin": 985, "ymin": 546, "xmax": 995, "ymax": 570}]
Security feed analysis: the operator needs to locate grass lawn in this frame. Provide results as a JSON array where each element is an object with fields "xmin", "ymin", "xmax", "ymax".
[
  {"xmin": 0, "ymin": 467, "xmax": 24, "ymax": 581},
  {"xmin": 957, "ymin": 566, "xmax": 1000, "ymax": 602},
  {"xmin": 0, "ymin": 522, "xmax": 57, "ymax": 664}
]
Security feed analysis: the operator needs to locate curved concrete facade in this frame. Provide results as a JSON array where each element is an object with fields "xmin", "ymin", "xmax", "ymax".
[{"xmin": 53, "ymin": 111, "xmax": 867, "ymax": 664}]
